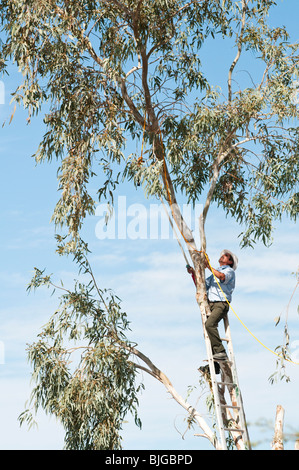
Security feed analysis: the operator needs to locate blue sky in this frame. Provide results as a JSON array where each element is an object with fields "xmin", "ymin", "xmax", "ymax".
[{"xmin": 0, "ymin": 1, "xmax": 299, "ymax": 450}]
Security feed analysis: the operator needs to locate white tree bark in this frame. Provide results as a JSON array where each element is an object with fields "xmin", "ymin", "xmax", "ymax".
[
  {"xmin": 271, "ymin": 405, "xmax": 284, "ymax": 450},
  {"xmin": 126, "ymin": 343, "xmax": 222, "ymax": 449}
]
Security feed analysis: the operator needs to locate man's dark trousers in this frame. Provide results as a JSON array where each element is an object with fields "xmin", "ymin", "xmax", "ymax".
[{"xmin": 205, "ymin": 301, "xmax": 229, "ymax": 355}]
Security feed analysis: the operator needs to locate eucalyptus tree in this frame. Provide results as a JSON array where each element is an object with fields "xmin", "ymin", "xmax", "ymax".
[{"xmin": 1, "ymin": 0, "xmax": 299, "ymax": 450}]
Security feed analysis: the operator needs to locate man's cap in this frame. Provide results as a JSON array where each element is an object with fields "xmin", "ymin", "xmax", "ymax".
[{"xmin": 220, "ymin": 249, "xmax": 238, "ymax": 271}]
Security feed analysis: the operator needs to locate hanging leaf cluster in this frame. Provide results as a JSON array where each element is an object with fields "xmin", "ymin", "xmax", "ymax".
[{"xmin": 19, "ymin": 239, "xmax": 143, "ymax": 450}]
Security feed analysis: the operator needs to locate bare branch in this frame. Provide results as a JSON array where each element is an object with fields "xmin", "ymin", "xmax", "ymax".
[
  {"xmin": 200, "ymin": 145, "xmax": 234, "ymax": 250},
  {"xmin": 120, "ymin": 79, "xmax": 144, "ymax": 126},
  {"xmin": 271, "ymin": 405, "xmax": 285, "ymax": 450},
  {"xmin": 126, "ymin": 343, "xmax": 221, "ymax": 449},
  {"xmin": 228, "ymin": 0, "xmax": 247, "ymax": 102}
]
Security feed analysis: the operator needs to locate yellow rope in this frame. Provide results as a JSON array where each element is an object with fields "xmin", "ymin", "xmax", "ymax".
[
  {"xmin": 138, "ymin": 117, "xmax": 298, "ymax": 367},
  {"xmin": 204, "ymin": 254, "xmax": 299, "ymax": 366},
  {"xmin": 157, "ymin": 125, "xmax": 299, "ymax": 367}
]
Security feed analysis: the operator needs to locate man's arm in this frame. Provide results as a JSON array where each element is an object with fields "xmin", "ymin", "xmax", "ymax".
[
  {"xmin": 204, "ymin": 257, "xmax": 225, "ymax": 282},
  {"xmin": 187, "ymin": 258, "xmax": 226, "ymax": 284}
]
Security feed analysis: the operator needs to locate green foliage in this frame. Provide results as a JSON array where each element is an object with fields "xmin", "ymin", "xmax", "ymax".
[
  {"xmin": 1, "ymin": 0, "xmax": 299, "ymax": 449},
  {"xmin": 19, "ymin": 239, "xmax": 143, "ymax": 450},
  {"xmin": 1, "ymin": 1, "xmax": 298, "ymax": 247},
  {"xmin": 269, "ymin": 268, "xmax": 299, "ymax": 384}
]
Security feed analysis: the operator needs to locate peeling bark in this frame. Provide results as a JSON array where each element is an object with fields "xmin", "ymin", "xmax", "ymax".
[
  {"xmin": 126, "ymin": 343, "xmax": 222, "ymax": 449},
  {"xmin": 272, "ymin": 405, "xmax": 284, "ymax": 450}
]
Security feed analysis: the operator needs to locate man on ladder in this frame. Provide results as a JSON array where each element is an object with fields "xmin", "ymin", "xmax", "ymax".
[
  {"xmin": 188, "ymin": 250, "xmax": 251, "ymax": 449},
  {"xmin": 187, "ymin": 249, "xmax": 238, "ymax": 362}
]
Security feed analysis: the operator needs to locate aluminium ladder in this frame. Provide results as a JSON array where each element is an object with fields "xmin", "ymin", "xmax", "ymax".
[{"xmin": 201, "ymin": 310, "xmax": 251, "ymax": 450}]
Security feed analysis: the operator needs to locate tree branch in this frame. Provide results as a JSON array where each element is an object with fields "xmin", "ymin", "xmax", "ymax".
[
  {"xmin": 100, "ymin": 0, "xmax": 131, "ymax": 18},
  {"xmin": 228, "ymin": 0, "xmax": 247, "ymax": 102},
  {"xmin": 126, "ymin": 343, "xmax": 220, "ymax": 449},
  {"xmin": 271, "ymin": 405, "xmax": 285, "ymax": 450},
  {"xmin": 120, "ymin": 79, "xmax": 144, "ymax": 126},
  {"xmin": 200, "ymin": 146, "xmax": 233, "ymax": 251}
]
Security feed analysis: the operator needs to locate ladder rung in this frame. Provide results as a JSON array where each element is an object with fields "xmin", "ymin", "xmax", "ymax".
[
  {"xmin": 224, "ymin": 427, "xmax": 245, "ymax": 433},
  {"xmin": 202, "ymin": 316, "xmax": 251, "ymax": 449},
  {"xmin": 213, "ymin": 359, "xmax": 233, "ymax": 364},
  {"xmin": 221, "ymin": 404, "xmax": 240, "ymax": 410},
  {"xmin": 202, "ymin": 359, "xmax": 233, "ymax": 366},
  {"xmin": 217, "ymin": 381, "xmax": 237, "ymax": 387}
]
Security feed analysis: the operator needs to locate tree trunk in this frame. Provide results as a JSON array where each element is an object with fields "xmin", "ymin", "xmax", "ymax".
[
  {"xmin": 272, "ymin": 405, "xmax": 284, "ymax": 450},
  {"xmin": 153, "ymin": 132, "xmax": 249, "ymax": 449}
]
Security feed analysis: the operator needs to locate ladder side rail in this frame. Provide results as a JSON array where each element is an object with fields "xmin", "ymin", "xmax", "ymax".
[
  {"xmin": 201, "ymin": 311, "xmax": 228, "ymax": 450},
  {"xmin": 223, "ymin": 315, "xmax": 251, "ymax": 449},
  {"xmin": 223, "ymin": 316, "xmax": 247, "ymax": 426}
]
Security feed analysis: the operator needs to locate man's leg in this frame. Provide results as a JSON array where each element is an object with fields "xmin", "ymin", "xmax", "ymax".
[{"xmin": 205, "ymin": 302, "xmax": 229, "ymax": 355}]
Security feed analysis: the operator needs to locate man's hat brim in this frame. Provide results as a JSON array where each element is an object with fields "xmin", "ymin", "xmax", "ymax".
[{"xmin": 220, "ymin": 250, "xmax": 238, "ymax": 270}]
